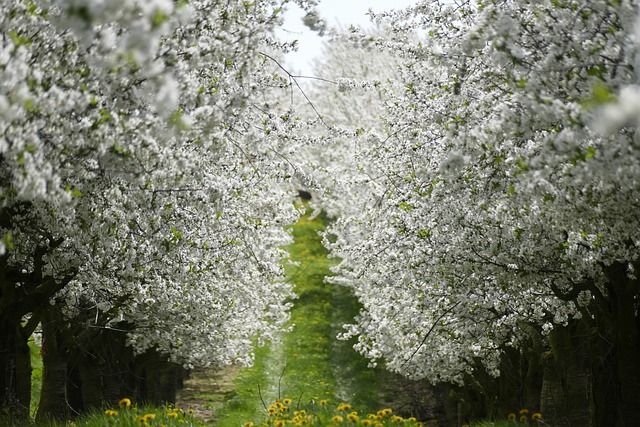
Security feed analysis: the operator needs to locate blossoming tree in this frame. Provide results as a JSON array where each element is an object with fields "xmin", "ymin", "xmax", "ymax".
[
  {"xmin": 326, "ymin": 1, "xmax": 640, "ymax": 425},
  {"xmin": 0, "ymin": 0, "xmax": 319, "ymax": 419}
]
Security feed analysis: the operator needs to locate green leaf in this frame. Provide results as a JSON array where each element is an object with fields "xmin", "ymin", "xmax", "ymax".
[
  {"xmin": 3, "ymin": 232, "xmax": 14, "ymax": 251},
  {"xmin": 592, "ymin": 82, "xmax": 615, "ymax": 104}
]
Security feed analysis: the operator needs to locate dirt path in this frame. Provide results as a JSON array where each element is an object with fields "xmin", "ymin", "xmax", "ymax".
[{"xmin": 175, "ymin": 365, "xmax": 241, "ymax": 423}]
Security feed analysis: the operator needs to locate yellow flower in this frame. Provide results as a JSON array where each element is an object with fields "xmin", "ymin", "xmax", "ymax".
[
  {"xmin": 337, "ymin": 404, "xmax": 352, "ymax": 412},
  {"xmin": 519, "ymin": 409, "xmax": 529, "ymax": 415},
  {"xmin": 377, "ymin": 409, "xmax": 392, "ymax": 418},
  {"xmin": 119, "ymin": 398, "xmax": 132, "ymax": 408},
  {"xmin": 390, "ymin": 416, "xmax": 404, "ymax": 423},
  {"xmin": 507, "ymin": 413, "xmax": 516, "ymax": 421},
  {"xmin": 144, "ymin": 414, "xmax": 156, "ymax": 421},
  {"xmin": 243, "ymin": 423, "xmax": 254, "ymax": 427},
  {"xmin": 320, "ymin": 400, "xmax": 327, "ymax": 407},
  {"xmin": 168, "ymin": 412, "xmax": 179, "ymax": 419},
  {"xmin": 519, "ymin": 415, "xmax": 528, "ymax": 423},
  {"xmin": 332, "ymin": 416, "xmax": 344, "ymax": 423},
  {"xmin": 416, "ymin": 423, "xmax": 423, "ymax": 427},
  {"xmin": 361, "ymin": 420, "xmax": 372, "ymax": 426},
  {"xmin": 275, "ymin": 420, "xmax": 286, "ymax": 427},
  {"xmin": 406, "ymin": 418, "xmax": 416, "ymax": 423},
  {"xmin": 531, "ymin": 413, "xmax": 543, "ymax": 421},
  {"xmin": 283, "ymin": 399, "xmax": 292, "ymax": 405},
  {"xmin": 347, "ymin": 413, "xmax": 359, "ymax": 423},
  {"xmin": 104, "ymin": 410, "xmax": 118, "ymax": 416}
]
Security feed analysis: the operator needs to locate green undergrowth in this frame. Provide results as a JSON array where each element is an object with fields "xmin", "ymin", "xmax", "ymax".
[
  {"xmin": 23, "ymin": 400, "xmax": 202, "ymax": 427},
  {"xmin": 214, "ymin": 205, "xmax": 384, "ymax": 426}
]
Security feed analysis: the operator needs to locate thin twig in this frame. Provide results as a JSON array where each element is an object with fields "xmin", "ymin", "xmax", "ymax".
[
  {"xmin": 401, "ymin": 301, "xmax": 461, "ymax": 367},
  {"xmin": 258, "ymin": 51, "xmax": 333, "ymax": 129}
]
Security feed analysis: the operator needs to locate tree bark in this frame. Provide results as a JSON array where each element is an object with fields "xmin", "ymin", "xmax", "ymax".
[
  {"xmin": 36, "ymin": 308, "xmax": 68, "ymax": 421},
  {"xmin": 0, "ymin": 319, "xmax": 32, "ymax": 421},
  {"xmin": 605, "ymin": 262, "xmax": 640, "ymax": 426},
  {"xmin": 540, "ymin": 323, "xmax": 592, "ymax": 427}
]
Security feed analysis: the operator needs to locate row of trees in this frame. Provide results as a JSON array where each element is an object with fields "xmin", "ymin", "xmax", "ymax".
[
  {"xmin": 296, "ymin": 0, "xmax": 640, "ymax": 425},
  {"xmin": 0, "ymin": 0, "xmax": 324, "ymax": 421},
  {"xmin": 3, "ymin": 0, "xmax": 640, "ymax": 425}
]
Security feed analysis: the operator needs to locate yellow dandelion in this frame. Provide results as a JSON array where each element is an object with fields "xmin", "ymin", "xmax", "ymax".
[
  {"xmin": 337, "ymin": 404, "xmax": 352, "ymax": 412},
  {"xmin": 374, "ymin": 422, "xmax": 384, "ymax": 427},
  {"xmin": 347, "ymin": 413, "xmax": 359, "ymax": 423},
  {"xmin": 119, "ymin": 398, "xmax": 132, "ymax": 408},
  {"xmin": 283, "ymin": 399, "xmax": 292, "ymax": 405},
  {"xmin": 168, "ymin": 412, "xmax": 179, "ymax": 419},
  {"xmin": 361, "ymin": 420, "xmax": 372, "ymax": 426},
  {"xmin": 381, "ymin": 409, "xmax": 393, "ymax": 417},
  {"xmin": 532, "ymin": 413, "xmax": 543, "ymax": 421},
  {"xmin": 275, "ymin": 420, "xmax": 286, "ymax": 427},
  {"xmin": 507, "ymin": 413, "xmax": 516, "ymax": 421},
  {"xmin": 332, "ymin": 416, "xmax": 344, "ymax": 423},
  {"xmin": 104, "ymin": 410, "xmax": 118, "ymax": 416},
  {"xmin": 519, "ymin": 415, "xmax": 528, "ymax": 423},
  {"xmin": 391, "ymin": 416, "xmax": 404, "ymax": 423},
  {"xmin": 406, "ymin": 417, "xmax": 416, "ymax": 423},
  {"xmin": 320, "ymin": 400, "xmax": 327, "ymax": 407},
  {"xmin": 144, "ymin": 414, "xmax": 156, "ymax": 421},
  {"xmin": 519, "ymin": 409, "xmax": 529, "ymax": 415},
  {"xmin": 416, "ymin": 423, "xmax": 423, "ymax": 427}
]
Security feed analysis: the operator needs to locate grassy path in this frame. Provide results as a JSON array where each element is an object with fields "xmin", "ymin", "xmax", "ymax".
[{"xmin": 213, "ymin": 209, "xmax": 384, "ymax": 426}]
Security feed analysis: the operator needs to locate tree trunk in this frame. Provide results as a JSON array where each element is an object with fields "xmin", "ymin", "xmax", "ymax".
[
  {"xmin": 15, "ymin": 325, "xmax": 32, "ymax": 418},
  {"xmin": 540, "ymin": 323, "xmax": 592, "ymax": 427},
  {"xmin": 36, "ymin": 309, "xmax": 68, "ymax": 421},
  {"xmin": 0, "ymin": 319, "xmax": 32, "ymax": 421},
  {"xmin": 136, "ymin": 351, "xmax": 182, "ymax": 406},
  {"xmin": 605, "ymin": 262, "xmax": 640, "ymax": 426}
]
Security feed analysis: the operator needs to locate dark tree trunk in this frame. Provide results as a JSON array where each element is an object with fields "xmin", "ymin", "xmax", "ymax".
[
  {"xmin": 605, "ymin": 262, "xmax": 640, "ymax": 426},
  {"xmin": 36, "ymin": 309, "xmax": 68, "ymax": 421},
  {"xmin": 518, "ymin": 322, "xmax": 544, "ymax": 413},
  {"xmin": 0, "ymin": 319, "xmax": 32, "ymax": 421},
  {"xmin": 540, "ymin": 322, "xmax": 592, "ymax": 427},
  {"xmin": 15, "ymin": 325, "xmax": 32, "ymax": 418},
  {"xmin": 135, "ymin": 350, "xmax": 183, "ymax": 405}
]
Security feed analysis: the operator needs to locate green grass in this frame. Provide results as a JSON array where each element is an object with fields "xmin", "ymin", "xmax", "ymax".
[
  {"xmin": 29, "ymin": 336, "xmax": 43, "ymax": 419},
  {"xmin": 25, "ymin": 402, "xmax": 203, "ymax": 427}
]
